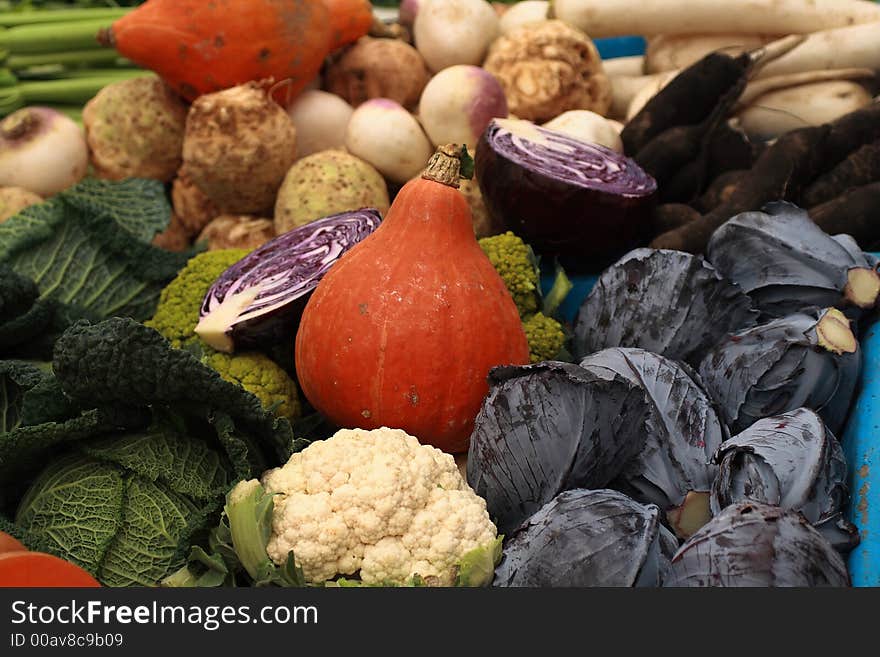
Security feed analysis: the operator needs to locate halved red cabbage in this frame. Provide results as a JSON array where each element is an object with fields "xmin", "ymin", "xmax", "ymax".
[
  {"xmin": 475, "ymin": 118, "xmax": 657, "ymax": 271},
  {"xmin": 195, "ymin": 209, "xmax": 382, "ymax": 352}
]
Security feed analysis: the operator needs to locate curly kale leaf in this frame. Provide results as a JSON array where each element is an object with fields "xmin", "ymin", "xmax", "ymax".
[
  {"xmin": 0, "ymin": 178, "xmax": 195, "ymax": 324},
  {"xmin": 53, "ymin": 317, "xmax": 296, "ymax": 472}
]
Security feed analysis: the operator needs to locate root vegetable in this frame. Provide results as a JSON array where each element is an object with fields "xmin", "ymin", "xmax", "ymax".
[
  {"xmin": 182, "ymin": 81, "xmax": 297, "ymax": 215},
  {"xmin": 459, "ymin": 176, "xmax": 501, "ymax": 238},
  {"xmin": 413, "ymin": 0, "xmax": 500, "ymax": 72},
  {"xmin": 624, "ymin": 70, "xmax": 677, "ymax": 120},
  {"xmin": 417, "ymin": 65, "xmax": 508, "ymax": 150},
  {"xmin": 542, "ymin": 110, "xmax": 623, "ymax": 152},
  {"xmin": 696, "ymin": 169, "xmax": 749, "ymax": 212},
  {"xmin": 651, "ymin": 203, "xmax": 701, "ymax": 233},
  {"xmin": 151, "ymin": 212, "xmax": 191, "ymax": 252},
  {"xmin": 321, "ymin": 0, "xmax": 375, "ymax": 51},
  {"xmin": 274, "ymin": 150, "xmax": 390, "ymax": 234},
  {"xmin": 0, "ymin": 107, "xmax": 88, "ymax": 197},
  {"xmin": 736, "ymin": 68, "xmax": 878, "ymax": 109},
  {"xmin": 621, "ymin": 52, "xmax": 751, "ymax": 155},
  {"xmin": 399, "ymin": 0, "xmax": 421, "ymax": 28},
  {"xmin": 804, "ymin": 140, "xmax": 880, "ymax": 208},
  {"xmin": 602, "ymin": 55, "xmax": 645, "ymax": 77},
  {"xmin": 82, "ymin": 76, "xmax": 188, "ymax": 183},
  {"xmin": 325, "ymin": 37, "xmax": 431, "ymax": 110},
  {"xmin": 344, "ymin": 98, "xmax": 434, "ymax": 184},
  {"xmin": 172, "ymin": 170, "xmax": 219, "ymax": 238},
  {"xmin": 482, "ymin": 20, "xmax": 611, "ymax": 123},
  {"xmin": 645, "ymin": 33, "xmax": 778, "ymax": 73},
  {"xmin": 651, "ymin": 103, "xmax": 880, "ymax": 253},
  {"xmin": 736, "ymin": 80, "xmax": 873, "ymax": 140},
  {"xmin": 608, "ymin": 73, "xmax": 667, "ymax": 120},
  {"xmin": 197, "ymin": 215, "xmax": 276, "ymax": 251},
  {"xmin": 552, "ymin": 0, "xmax": 880, "ymax": 37},
  {"xmin": 498, "ymin": 1, "xmax": 549, "ymax": 35},
  {"xmin": 809, "ymin": 183, "xmax": 880, "ymax": 249},
  {"xmin": 285, "ymin": 90, "xmax": 353, "ymax": 158},
  {"xmin": 757, "ymin": 23, "xmax": 880, "ymax": 80},
  {"xmin": 0, "ymin": 187, "xmax": 42, "ymax": 223}
]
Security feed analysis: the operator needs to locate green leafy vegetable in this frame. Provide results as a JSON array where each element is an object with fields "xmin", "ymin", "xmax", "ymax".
[{"xmin": 0, "ymin": 178, "xmax": 194, "ymax": 324}]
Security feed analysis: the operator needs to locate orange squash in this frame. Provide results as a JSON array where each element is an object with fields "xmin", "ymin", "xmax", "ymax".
[
  {"xmin": 295, "ymin": 145, "xmax": 530, "ymax": 454},
  {"xmin": 101, "ymin": 0, "xmax": 336, "ymax": 102}
]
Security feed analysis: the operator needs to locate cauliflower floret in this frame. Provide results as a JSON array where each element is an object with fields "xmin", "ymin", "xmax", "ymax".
[{"xmin": 262, "ymin": 427, "xmax": 498, "ymax": 586}]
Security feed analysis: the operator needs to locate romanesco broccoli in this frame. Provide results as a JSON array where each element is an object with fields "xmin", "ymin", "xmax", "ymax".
[
  {"xmin": 478, "ymin": 231, "xmax": 540, "ymax": 318},
  {"xmin": 144, "ymin": 249, "xmax": 301, "ymax": 423},
  {"xmin": 203, "ymin": 352, "xmax": 301, "ymax": 423},
  {"xmin": 522, "ymin": 312, "xmax": 567, "ymax": 363},
  {"xmin": 479, "ymin": 232, "xmax": 570, "ymax": 363},
  {"xmin": 145, "ymin": 249, "xmax": 249, "ymax": 349}
]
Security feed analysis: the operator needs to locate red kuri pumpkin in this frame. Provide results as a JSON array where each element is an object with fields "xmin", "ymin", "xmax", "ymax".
[{"xmin": 294, "ymin": 144, "xmax": 530, "ymax": 454}]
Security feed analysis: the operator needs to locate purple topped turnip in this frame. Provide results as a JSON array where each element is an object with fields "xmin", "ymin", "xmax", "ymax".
[
  {"xmin": 417, "ymin": 65, "xmax": 508, "ymax": 151},
  {"xmin": 475, "ymin": 117, "xmax": 657, "ymax": 269},
  {"xmin": 195, "ymin": 208, "xmax": 382, "ymax": 353}
]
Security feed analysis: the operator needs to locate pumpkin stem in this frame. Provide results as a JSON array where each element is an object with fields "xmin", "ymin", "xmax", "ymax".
[{"xmin": 421, "ymin": 143, "xmax": 475, "ymax": 188}]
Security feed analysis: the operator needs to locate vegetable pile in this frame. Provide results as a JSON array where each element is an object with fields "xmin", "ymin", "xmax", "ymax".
[{"xmin": 1, "ymin": 0, "xmax": 879, "ymax": 589}]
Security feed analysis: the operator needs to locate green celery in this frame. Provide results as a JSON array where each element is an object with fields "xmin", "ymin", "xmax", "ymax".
[
  {"xmin": 0, "ymin": 8, "xmax": 129, "ymax": 28},
  {"xmin": 0, "ymin": 18, "xmax": 114, "ymax": 55},
  {"xmin": 6, "ymin": 49, "xmax": 131, "ymax": 70},
  {"xmin": 0, "ymin": 70, "xmax": 150, "ymax": 115}
]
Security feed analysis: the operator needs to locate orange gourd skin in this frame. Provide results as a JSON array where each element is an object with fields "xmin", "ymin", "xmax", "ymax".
[
  {"xmin": 323, "ymin": 0, "xmax": 375, "ymax": 51},
  {"xmin": 108, "ymin": 0, "xmax": 336, "ymax": 102},
  {"xmin": 295, "ymin": 175, "xmax": 530, "ymax": 454}
]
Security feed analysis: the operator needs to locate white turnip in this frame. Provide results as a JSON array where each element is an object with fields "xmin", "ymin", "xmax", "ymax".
[
  {"xmin": 345, "ymin": 99, "xmax": 434, "ymax": 184},
  {"xmin": 543, "ymin": 110, "xmax": 623, "ymax": 152},
  {"xmin": 286, "ymin": 90, "xmax": 353, "ymax": 158},
  {"xmin": 0, "ymin": 107, "xmax": 88, "ymax": 197},
  {"xmin": 418, "ymin": 65, "xmax": 508, "ymax": 150},
  {"xmin": 413, "ymin": 0, "xmax": 500, "ymax": 72},
  {"xmin": 499, "ymin": 1, "xmax": 549, "ymax": 35}
]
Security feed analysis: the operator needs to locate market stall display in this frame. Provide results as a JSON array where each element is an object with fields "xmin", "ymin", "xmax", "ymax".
[{"xmin": 1, "ymin": 0, "xmax": 879, "ymax": 589}]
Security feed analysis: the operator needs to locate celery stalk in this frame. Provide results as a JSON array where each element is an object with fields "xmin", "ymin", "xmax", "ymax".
[
  {"xmin": 0, "ymin": 70, "xmax": 151, "ymax": 116},
  {"xmin": 6, "ymin": 49, "xmax": 131, "ymax": 70},
  {"xmin": 0, "ymin": 8, "xmax": 129, "ymax": 28},
  {"xmin": 0, "ymin": 19, "xmax": 114, "ymax": 55}
]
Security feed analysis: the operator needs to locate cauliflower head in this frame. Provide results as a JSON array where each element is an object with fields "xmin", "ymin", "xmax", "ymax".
[
  {"xmin": 258, "ymin": 427, "xmax": 499, "ymax": 586},
  {"xmin": 204, "ymin": 351, "xmax": 300, "ymax": 423},
  {"xmin": 479, "ymin": 231, "xmax": 540, "ymax": 317},
  {"xmin": 146, "ymin": 248, "xmax": 249, "ymax": 349}
]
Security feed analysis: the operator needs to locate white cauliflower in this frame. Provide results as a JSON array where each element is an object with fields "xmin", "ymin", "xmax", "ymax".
[{"xmin": 252, "ymin": 427, "xmax": 499, "ymax": 586}]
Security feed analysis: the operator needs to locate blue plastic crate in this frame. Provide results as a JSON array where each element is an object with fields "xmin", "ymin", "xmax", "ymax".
[{"xmin": 543, "ymin": 269, "xmax": 880, "ymax": 587}]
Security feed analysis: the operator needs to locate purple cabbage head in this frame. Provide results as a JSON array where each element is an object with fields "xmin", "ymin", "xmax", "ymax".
[{"xmin": 195, "ymin": 209, "xmax": 381, "ymax": 352}]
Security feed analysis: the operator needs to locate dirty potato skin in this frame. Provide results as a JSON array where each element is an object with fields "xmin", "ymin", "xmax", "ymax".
[
  {"xmin": 274, "ymin": 149, "xmax": 390, "ymax": 234},
  {"xmin": 483, "ymin": 20, "xmax": 612, "ymax": 122},
  {"xmin": 325, "ymin": 37, "xmax": 431, "ymax": 110},
  {"xmin": 83, "ymin": 76, "xmax": 188, "ymax": 182},
  {"xmin": 182, "ymin": 81, "xmax": 297, "ymax": 215}
]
